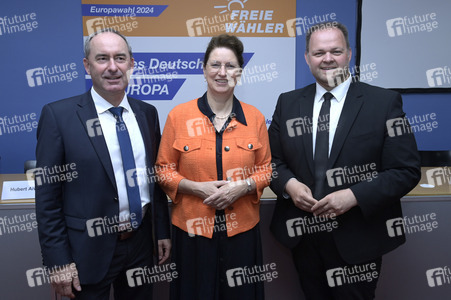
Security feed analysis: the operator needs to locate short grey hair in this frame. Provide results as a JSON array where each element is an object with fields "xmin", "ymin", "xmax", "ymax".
[{"xmin": 84, "ymin": 28, "xmax": 133, "ymax": 58}]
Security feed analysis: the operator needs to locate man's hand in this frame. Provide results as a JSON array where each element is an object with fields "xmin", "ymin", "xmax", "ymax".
[
  {"xmin": 158, "ymin": 239, "xmax": 171, "ymax": 264},
  {"xmin": 49, "ymin": 263, "xmax": 81, "ymax": 299},
  {"xmin": 285, "ymin": 178, "xmax": 318, "ymax": 212},
  {"xmin": 311, "ymin": 188, "xmax": 358, "ymax": 217}
]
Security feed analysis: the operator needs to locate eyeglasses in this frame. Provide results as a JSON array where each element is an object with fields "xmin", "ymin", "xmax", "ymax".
[{"xmin": 206, "ymin": 61, "xmax": 239, "ymax": 71}]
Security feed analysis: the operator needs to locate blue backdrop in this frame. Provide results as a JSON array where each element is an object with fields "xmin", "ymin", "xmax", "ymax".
[{"xmin": 0, "ymin": 0, "xmax": 449, "ymax": 174}]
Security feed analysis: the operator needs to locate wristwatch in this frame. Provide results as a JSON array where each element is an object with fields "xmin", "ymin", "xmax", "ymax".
[{"xmin": 245, "ymin": 178, "xmax": 252, "ymax": 192}]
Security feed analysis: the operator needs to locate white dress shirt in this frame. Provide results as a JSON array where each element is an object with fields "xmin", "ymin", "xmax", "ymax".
[
  {"xmin": 91, "ymin": 88, "xmax": 150, "ymax": 226},
  {"xmin": 283, "ymin": 76, "xmax": 353, "ymax": 198},
  {"xmin": 312, "ymin": 76, "xmax": 352, "ymax": 157}
]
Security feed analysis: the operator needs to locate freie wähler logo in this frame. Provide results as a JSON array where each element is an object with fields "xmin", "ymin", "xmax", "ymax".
[
  {"xmin": 386, "ymin": 213, "xmax": 438, "ymax": 237},
  {"xmin": 0, "ymin": 13, "xmax": 38, "ymax": 36},
  {"xmin": 0, "ymin": 113, "xmax": 38, "ymax": 136},
  {"xmin": 212, "ymin": 0, "xmax": 284, "ymax": 34},
  {"xmin": 126, "ymin": 263, "xmax": 178, "ymax": 287},
  {"xmin": 426, "ymin": 266, "xmax": 451, "ymax": 287},
  {"xmin": 386, "ymin": 13, "xmax": 438, "ymax": 37},
  {"xmin": 286, "ymin": 214, "xmax": 338, "ymax": 237},
  {"xmin": 26, "ymin": 63, "xmax": 78, "ymax": 87},
  {"xmin": 326, "ymin": 263, "xmax": 378, "ymax": 287},
  {"xmin": 226, "ymin": 263, "xmax": 278, "ymax": 287},
  {"xmin": 426, "ymin": 66, "xmax": 451, "ymax": 87}
]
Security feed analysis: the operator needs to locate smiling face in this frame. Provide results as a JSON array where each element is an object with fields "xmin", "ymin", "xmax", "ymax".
[
  {"xmin": 83, "ymin": 32, "xmax": 134, "ymax": 104},
  {"xmin": 305, "ymin": 27, "xmax": 352, "ymax": 90},
  {"xmin": 203, "ymin": 47, "xmax": 240, "ymax": 98}
]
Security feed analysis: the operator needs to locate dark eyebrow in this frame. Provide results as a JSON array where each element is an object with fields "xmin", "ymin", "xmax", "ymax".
[{"xmin": 93, "ymin": 53, "xmax": 128, "ymax": 60}]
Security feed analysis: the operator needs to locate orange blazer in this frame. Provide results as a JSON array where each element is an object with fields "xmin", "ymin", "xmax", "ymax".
[{"xmin": 156, "ymin": 98, "xmax": 271, "ymax": 238}]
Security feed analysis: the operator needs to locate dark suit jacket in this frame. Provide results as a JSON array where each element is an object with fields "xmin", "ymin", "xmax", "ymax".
[
  {"xmin": 35, "ymin": 90, "xmax": 170, "ymax": 284},
  {"xmin": 269, "ymin": 81, "xmax": 421, "ymax": 264}
]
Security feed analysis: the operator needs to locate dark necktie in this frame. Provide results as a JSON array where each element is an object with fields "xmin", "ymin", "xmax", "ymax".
[
  {"xmin": 314, "ymin": 92, "xmax": 333, "ymax": 200},
  {"xmin": 109, "ymin": 107, "xmax": 142, "ymax": 229}
]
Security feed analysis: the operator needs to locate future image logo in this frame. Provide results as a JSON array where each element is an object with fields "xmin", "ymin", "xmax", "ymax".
[
  {"xmin": 386, "ymin": 213, "xmax": 438, "ymax": 237},
  {"xmin": 226, "ymin": 263, "xmax": 278, "ymax": 287},
  {"xmin": 126, "ymin": 263, "xmax": 178, "ymax": 287},
  {"xmin": 386, "ymin": 117, "xmax": 412, "ymax": 137},
  {"xmin": 26, "ymin": 264, "xmax": 77, "ymax": 288},
  {"xmin": 0, "ymin": 13, "xmax": 38, "ymax": 36},
  {"xmin": 326, "ymin": 263, "xmax": 379, "ymax": 287},
  {"xmin": 426, "ymin": 266, "xmax": 451, "ymax": 287},
  {"xmin": 386, "ymin": 13, "xmax": 438, "ymax": 37},
  {"xmin": 426, "ymin": 167, "xmax": 451, "ymax": 187},
  {"xmin": 0, "ymin": 113, "xmax": 38, "ymax": 136},
  {"xmin": 286, "ymin": 215, "xmax": 338, "ymax": 237},
  {"xmin": 86, "ymin": 15, "xmax": 138, "ymax": 36},
  {"xmin": 86, "ymin": 213, "xmax": 137, "ymax": 237},
  {"xmin": 26, "ymin": 63, "xmax": 79, "ymax": 88},
  {"xmin": 286, "ymin": 14, "xmax": 337, "ymax": 37},
  {"xmin": 326, "ymin": 163, "xmax": 378, "ymax": 187},
  {"xmin": 186, "ymin": 117, "xmax": 214, "ymax": 137},
  {"xmin": 426, "ymin": 66, "xmax": 451, "ymax": 87},
  {"xmin": 186, "ymin": 213, "xmax": 238, "ymax": 237}
]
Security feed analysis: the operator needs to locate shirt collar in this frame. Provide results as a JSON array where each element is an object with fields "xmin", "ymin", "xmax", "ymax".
[
  {"xmin": 315, "ymin": 75, "xmax": 352, "ymax": 103},
  {"xmin": 197, "ymin": 92, "xmax": 247, "ymax": 126},
  {"xmin": 91, "ymin": 88, "xmax": 132, "ymax": 115}
]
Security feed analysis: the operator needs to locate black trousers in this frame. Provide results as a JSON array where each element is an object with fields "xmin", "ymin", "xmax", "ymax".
[
  {"xmin": 170, "ymin": 212, "xmax": 264, "ymax": 300},
  {"xmin": 74, "ymin": 213, "xmax": 154, "ymax": 300},
  {"xmin": 292, "ymin": 231, "xmax": 382, "ymax": 300}
]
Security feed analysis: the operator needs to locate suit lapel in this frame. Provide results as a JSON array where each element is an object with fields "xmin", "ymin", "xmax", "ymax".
[
  {"xmin": 76, "ymin": 92, "xmax": 117, "ymax": 189},
  {"xmin": 328, "ymin": 82, "xmax": 364, "ymax": 169},
  {"xmin": 300, "ymin": 85, "xmax": 316, "ymax": 175}
]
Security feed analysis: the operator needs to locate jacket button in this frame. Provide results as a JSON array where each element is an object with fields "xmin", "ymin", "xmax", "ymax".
[
  {"xmin": 113, "ymin": 197, "xmax": 118, "ymax": 201},
  {"xmin": 184, "ymin": 145, "xmax": 189, "ymax": 151},
  {"xmin": 248, "ymin": 144, "xmax": 253, "ymax": 149},
  {"xmin": 224, "ymin": 146, "xmax": 230, "ymax": 152}
]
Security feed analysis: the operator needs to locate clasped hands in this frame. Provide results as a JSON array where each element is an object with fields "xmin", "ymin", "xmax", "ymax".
[
  {"xmin": 285, "ymin": 178, "xmax": 358, "ymax": 217},
  {"xmin": 190, "ymin": 180, "xmax": 250, "ymax": 210}
]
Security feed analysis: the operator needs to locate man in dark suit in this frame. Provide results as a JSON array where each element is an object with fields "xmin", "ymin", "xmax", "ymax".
[
  {"xmin": 34, "ymin": 29, "xmax": 171, "ymax": 299},
  {"xmin": 269, "ymin": 22, "xmax": 421, "ymax": 299}
]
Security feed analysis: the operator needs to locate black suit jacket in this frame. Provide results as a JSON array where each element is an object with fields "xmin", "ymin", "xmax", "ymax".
[
  {"xmin": 269, "ymin": 81, "xmax": 421, "ymax": 264},
  {"xmin": 35, "ymin": 90, "xmax": 170, "ymax": 284}
]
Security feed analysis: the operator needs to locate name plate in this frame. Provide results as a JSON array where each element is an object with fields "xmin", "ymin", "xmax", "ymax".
[{"xmin": 1, "ymin": 181, "xmax": 35, "ymax": 200}]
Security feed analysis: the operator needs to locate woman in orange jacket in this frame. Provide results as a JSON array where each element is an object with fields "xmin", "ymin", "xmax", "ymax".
[{"xmin": 156, "ymin": 34, "xmax": 272, "ymax": 300}]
